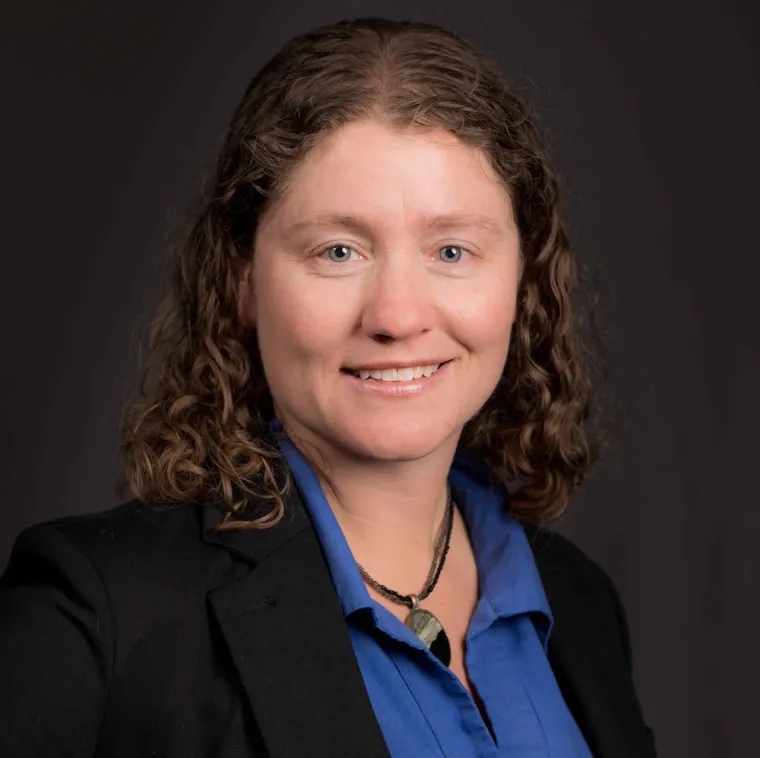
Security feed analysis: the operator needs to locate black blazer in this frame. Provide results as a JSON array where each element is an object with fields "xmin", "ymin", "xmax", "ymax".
[{"xmin": 0, "ymin": 484, "xmax": 657, "ymax": 758}]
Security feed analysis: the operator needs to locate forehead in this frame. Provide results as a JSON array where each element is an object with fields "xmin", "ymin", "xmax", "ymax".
[{"xmin": 263, "ymin": 120, "xmax": 516, "ymax": 236}]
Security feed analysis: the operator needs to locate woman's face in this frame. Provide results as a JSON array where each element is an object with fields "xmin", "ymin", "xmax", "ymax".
[{"xmin": 238, "ymin": 119, "xmax": 521, "ymax": 464}]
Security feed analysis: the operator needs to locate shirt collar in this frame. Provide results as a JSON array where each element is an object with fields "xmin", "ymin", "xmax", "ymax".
[
  {"xmin": 448, "ymin": 447, "xmax": 554, "ymax": 647},
  {"xmin": 268, "ymin": 417, "xmax": 553, "ymax": 648},
  {"xmin": 269, "ymin": 417, "xmax": 372, "ymax": 617}
]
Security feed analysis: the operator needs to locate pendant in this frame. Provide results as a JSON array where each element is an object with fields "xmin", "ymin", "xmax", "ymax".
[{"xmin": 405, "ymin": 596, "xmax": 451, "ymax": 667}]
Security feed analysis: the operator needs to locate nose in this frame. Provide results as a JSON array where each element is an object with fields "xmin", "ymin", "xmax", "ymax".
[{"xmin": 359, "ymin": 250, "xmax": 436, "ymax": 341}]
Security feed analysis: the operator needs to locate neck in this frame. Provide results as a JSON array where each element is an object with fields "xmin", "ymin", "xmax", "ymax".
[
  {"xmin": 327, "ymin": 454, "xmax": 453, "ymax": 554},
  {"xmin": 281, "ymin": 421, "xmax": 461, "ymax": 588}
]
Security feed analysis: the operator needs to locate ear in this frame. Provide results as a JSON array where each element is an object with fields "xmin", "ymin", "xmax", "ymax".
[{"xmin": 236, "ymin": 257, "xmax": 256, "ymax": 329}]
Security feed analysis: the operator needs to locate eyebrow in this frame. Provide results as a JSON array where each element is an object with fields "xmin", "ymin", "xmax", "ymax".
[{"xmin": 280, "ymin": 212, "xmax": 507, "ymax": 240}]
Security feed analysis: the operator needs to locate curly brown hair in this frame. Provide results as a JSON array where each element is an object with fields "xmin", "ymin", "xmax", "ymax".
[{"xmin": 121, "ymin": 17, "xmax": 608, "ymax": 531}]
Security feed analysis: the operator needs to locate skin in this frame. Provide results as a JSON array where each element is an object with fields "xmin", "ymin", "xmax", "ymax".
[{"xmin": 237, "ymin": 119, "xmax": 522, "ymax": 590}]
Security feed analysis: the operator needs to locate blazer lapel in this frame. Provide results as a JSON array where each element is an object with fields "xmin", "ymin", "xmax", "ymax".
[
  {"xmin": 525, "ymin": 525, "xmax": 654, "ymax": 758},
  {"xmin": 202, "ymin": 487, "xmax": 391, "ymax": 758}
]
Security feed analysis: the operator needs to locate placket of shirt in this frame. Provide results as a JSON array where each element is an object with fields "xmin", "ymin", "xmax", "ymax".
[
  {"xmin": 466, "ymin": 612, "xmax": 552, "ymax": 756},
  {"xmin": 350, "ymin": 597, "xmax": 502, "ymax": 758}
]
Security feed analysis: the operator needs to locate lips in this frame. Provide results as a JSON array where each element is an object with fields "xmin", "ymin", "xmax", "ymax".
[
  {"xmin": 341, "ymin": 359, "xmax": 452, "ymax": 373},
  {"xmin": 341, "ymin": 356, "xmax": 452, "ymax": 396}
]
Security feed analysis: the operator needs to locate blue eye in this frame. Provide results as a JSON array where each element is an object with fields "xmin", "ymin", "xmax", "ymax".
[
  {"xmin": 439, "ymin": 245, "xmax": 464, "ymax": 263},
  {"xmin": 325, "ymin": 245, "xmax": 354, "ymax": 262}
]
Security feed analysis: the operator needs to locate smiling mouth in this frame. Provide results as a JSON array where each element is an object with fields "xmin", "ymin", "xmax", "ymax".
[{"xmin": 341, "ymin": 360, "xmax": 452, "ymax": 382}]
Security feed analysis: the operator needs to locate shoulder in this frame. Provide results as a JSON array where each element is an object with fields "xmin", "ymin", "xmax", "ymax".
[
  {"xmin": 2, "ymin": 499, "xmax": 240, "ymax": 624},
  {"xmin": 6, "ymin": 499, "xmax": 213, "ymax": 569},
  {"xmin": 523, "ymin": 522, "xmax": 620, "ymax": 589},
  {"xmin": 522, "ymin": 522, "xmax": 635, "ymax": 666}
]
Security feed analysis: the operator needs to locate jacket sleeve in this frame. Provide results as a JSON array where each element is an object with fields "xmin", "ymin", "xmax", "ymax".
[
  {"xmin": 598, "ymin": 565, "xmax": 635, "ymax": 670},
  {"xmin": 0, "ymin": 522, "xmax": 113, "ymax": 757},
  {"xmin": 597, "ymin": 562, "xmax": 659, "ymax": 754}
]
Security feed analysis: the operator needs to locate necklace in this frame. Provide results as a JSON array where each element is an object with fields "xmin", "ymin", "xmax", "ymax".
[{"xmin": 356, "ymin": 486, "xmax": 454, "ymax": 667}]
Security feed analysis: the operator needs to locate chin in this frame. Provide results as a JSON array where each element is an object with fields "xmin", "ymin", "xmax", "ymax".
[{"xmin": 341, "ymin": 424, "xmax": 458, "ymax": 463}]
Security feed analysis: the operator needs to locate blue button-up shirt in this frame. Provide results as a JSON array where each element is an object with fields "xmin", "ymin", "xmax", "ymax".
[{"xmin": 271, "ymin": 419, "xmax": 591, "ymax": 757}]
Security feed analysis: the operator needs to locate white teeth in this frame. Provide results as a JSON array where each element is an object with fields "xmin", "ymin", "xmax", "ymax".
[{"xmin": 353, "ymin": 363, "xmax": 443, "ymax": 382}]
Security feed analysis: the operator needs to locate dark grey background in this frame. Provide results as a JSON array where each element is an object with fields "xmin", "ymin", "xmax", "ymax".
[{"xmin": 1, "ymin": 1, "xmax": 758, "ymax": 755}]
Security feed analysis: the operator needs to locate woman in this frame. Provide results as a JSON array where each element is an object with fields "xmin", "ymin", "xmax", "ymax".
[{"xmin": 0, "ymin": 17, "xmax": 656, "ymax": 758}]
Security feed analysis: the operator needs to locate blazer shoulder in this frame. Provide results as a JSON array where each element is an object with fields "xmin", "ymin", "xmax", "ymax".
[
  {"xmin": 523, "ymin": 523, "xmax": 635, "ymax": 667},
  {"xmin": 13, "ymin": 498, "xmax": 212, "ymax": 563},
  {"xmin": 4, "ymin": 499, "xmax": 238, "ymax": 619},
  {"xmin": 523, "ymin": 522, "xmax": 617, "ymax": 585}
]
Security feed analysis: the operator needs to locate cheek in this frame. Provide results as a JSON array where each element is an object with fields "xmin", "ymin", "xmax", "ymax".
[
  {"xmin": 453, "ymin": 276, "xmax": 517, "ymax": 354},
  {"xmin": 255, "ymin": 266, "xmax": 352, "ymax": 364}
]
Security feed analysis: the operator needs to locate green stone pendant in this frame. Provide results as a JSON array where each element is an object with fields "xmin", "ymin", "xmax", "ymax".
[{"xmin": 405, "ymin": 602, "xmax": 451, "ymax": 667}]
